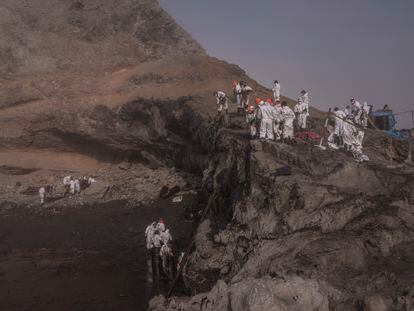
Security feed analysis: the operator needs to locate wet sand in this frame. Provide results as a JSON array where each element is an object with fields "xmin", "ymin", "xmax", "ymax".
[{"xmin": 0, "ymin": 199, "xmax": 193, "ymax": 311}]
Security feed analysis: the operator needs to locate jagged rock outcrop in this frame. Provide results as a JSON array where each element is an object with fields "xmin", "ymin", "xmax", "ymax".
[{"xmin": 150, "ymin": 114, "xmax": 414, "ymax": 311}]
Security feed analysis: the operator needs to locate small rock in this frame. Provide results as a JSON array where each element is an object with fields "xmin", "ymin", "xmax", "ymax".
[{"xmin": 220, "ymin": 265, "xmax": 230, "ymax": 275}]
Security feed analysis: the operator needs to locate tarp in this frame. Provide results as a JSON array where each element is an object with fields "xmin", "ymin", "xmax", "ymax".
[
  {"xmin": 371, "ymin": 110, "xmax": 397, "ymax": 131},
  {"xmin": 295, "ymin": 131, "xmax": 321, "ymax": 141}
]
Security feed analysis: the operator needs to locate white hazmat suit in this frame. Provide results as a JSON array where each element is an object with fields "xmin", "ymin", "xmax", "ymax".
[
  {"xmin": 258, "ymin": 102, "xmax": 277, "ymax": 140},
  {"xmin": 273, "ymin": 103, "xmax": 283, "ymax": 140},
  {"xmin": 272, "ymin": 82, "xmax": 281, "ymax": 102},
  {"xmin": 39, "ymin": 187, "xmax": 45, "ymax": 204},
  {"xmin": 281, "ymin": 106, "xmax": 296, "ymax": 139},
  {"xmin": 295, "ymin": 93, "xmax": 310, "ymax": 130},
  {"xmin": 215, "ymin": 91, "xmax": 228, "ymax": 113}
]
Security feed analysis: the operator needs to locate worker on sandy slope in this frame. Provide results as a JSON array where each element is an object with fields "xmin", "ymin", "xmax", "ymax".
[
  {"xmin": 245, "ymin": 105, "xmax": 258, "ymax": 139},
  {"xmin": 281, "ymin": 101, "xmax": 296, "ymax": 140},
  {"xmin": 273, "ymin": 100, "xmax": 283, "ymax": 141},
  {"xmin": 63, "ymin": 175, "xmax": 72, "ymax": 196},
  {"xmin": 350, "ymin": 98, "xmax": 363, "ymax": 125},
  {"xmin": 145, "ymin": 222, "xmax": 158, "ymax": 250},
  {"xmin": 161, "ymin": 228, "xmax": 173, "ymax": 245},
  {"xmin": 214, "ymin": 91, "xmax": 229, "ymax": 114},
  {"xmin": 233, "ymin": 80, "xmax": 243, "ymax": 114},
  {"xmin": 257, "ymin": 98, "xmax": 277, "ymax": 141},
  {"xmin": 333, "ymin": 107, "xmax": 347, "ymax": 148},
  {"xmin": 272, "ymin": 80, "xmax": 281, "ymax": 102},
  {"xmin": 240, "ymin": 82, "xmax": 253, "ymax": 109},
  {"xmin": 294, "ymin": 90, "xmax": 310, "ymax": 130},
  {"xmin": 160, "ymin": 242, "xmax": 174, "ymax": 276},
  {"xmin": 69, "ymin": 179, "xmax": 76, "ymax": 195},
  {"xmin": 74, "ymin": 178, "xmax": 81, "ymax": 194},
  {"xmin": 39, "ymin": 186, "xmax": 46, "ymax": 204}
]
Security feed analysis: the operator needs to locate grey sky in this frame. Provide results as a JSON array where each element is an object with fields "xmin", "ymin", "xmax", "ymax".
[{"xmin": 158, "ymin": 0, "xmax": 414, "ymax": 128}]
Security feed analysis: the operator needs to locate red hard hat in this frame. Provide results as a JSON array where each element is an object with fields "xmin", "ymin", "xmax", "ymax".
[
  {"xmin": 232, "ymin": 80, "xmax": 237, "ymax": 87},
  {"xmin": 255, "ymin": 98, "xmax": 261, "ymax": 104},
  {"xmin": 247, "ymin": 105, "xmax": 254, "ymax": 112},
  {"xmin": 266, "ymin": 98, "xmax": 273, "ymax": 104}
]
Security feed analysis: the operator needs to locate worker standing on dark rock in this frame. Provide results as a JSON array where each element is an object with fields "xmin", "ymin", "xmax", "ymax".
[
  {"xmin": 157, "ymin": 218, "xmax": 166, "ymax": 232},
  {"xmin": 273, "ymin": 100, "xmax": 283, "ymax": 141},
  {"xmin": 333, "ymin": 107, "xmax": 347, "ymax": 148},
  {"xmin": 295, "ymin": 90, "xmax": 310, "ymax": 130},
  {"xmin": 151, "ymin": 230, "xmax": 163, "ymax": 277},
  {"xmin": 233, "ymin": 81, "xmax": 243, "ymax": 114},
  {"xmin": 258, "ymin": 98, "xmax": 277, "ymax": 141},
  {"xmin": 214, "ymin": 91, "xmax": 229, "ymax": 114},
  {"xmin": 145, "ymin": 221, "xmax": 157, "ymax": 250},
  {"xmin": 161, "ymin": 228, "xmax": 172, "ymax": 245},
  {"xmin": 246, "ymin": 105, "xmax": 258, "ymax": 138},
  {"xmin": 240, "ymin": 81, "xmax": 253, "ymax": 109},
  {"xmin": 160, "ymin": 242, "xmax": 174, "ymax": 278},
  {"xmin": 281, "ymin": 101, "xmax": 296, "ymax": 141}
]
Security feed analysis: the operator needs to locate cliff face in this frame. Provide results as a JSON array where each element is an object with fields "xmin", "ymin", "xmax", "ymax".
[
  {"xmin": 150, "ymin": 115, "xmax": 414, "ymax": 311},
  {"xmin": 1, "ymin": 1, "xmax": 413, "ymax": 311}
]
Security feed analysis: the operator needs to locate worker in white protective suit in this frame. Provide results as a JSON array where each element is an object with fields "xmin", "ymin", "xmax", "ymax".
[
  {"xmin": 294, "ymin": 90, "xmax": 310, "ymax": 130},
  {"xmin": 333, "ymin": 107, "xmax": 347, "ymax": 148},
  {"xmin": 344, "ymin": 106, "xmax": 351, "ymax": 117},
  {"xmin": 74, "ymin": 178, "xmax": 81, "ymax": 194},
  {"xmin": 233, "ymin": 81, "xmax": 243, "ymax": 114},
  {"xmin": 69, "ymin": 179, "xmax": 76, "ymax": 195},
  {"xmin": 350, "ymin": 98, "xmax": 363, "ymax": 126},
  {"xmin": 240, "ymin": 82, "xmax": 253, "ymax": 109},
  {"xmin": 273, "ymin": 100, "xmax": 283, "ymax": 141},
  {"xmin": 214, "ymin": 91, "xmax": 229, "ymax": 114},
  {"xmin": 39, "ymin": 186, "xmax": 46, "ymax": 204},
  {"xmin": 152, "ymin": 230, "xmax": 162, "ymax": 249},
  {"xmin": 272, "ymin": 80, "xmax": 281, "ymax": 102},
  {"xmin": 361, "ymin": 102, "xmax": 371, "ymax": 128},
  {"xmin": 63, "ymin": 175, "xmax": 72, "ymax": 196},
  {"xmin": 257, "ymin": 98, "xmax": 277, "ymax": 140},
  {"xmin": 160, "ymin": 243, "xmax": 174, "ymax": 276},
  {"xmin": 157, "ymin": 218, "xmax": 166, "ymax": 232},
  {"xmin": 281, "ymin": 101, "xmax": 296, "ymax": 140},
  {"xmin": 245, "ymin": 105, "xmax": 258, "ymax": 138},
  {"xmin": 161, "ymin": 228, "xmax": 172, "ymax": 245},
  {"xmin": 145, "ymin": 222, "xmax": 158, "ymax": 250},
  {"xmin": 342, "ymin": 115, "xmax": 356, "ymax": 151}
]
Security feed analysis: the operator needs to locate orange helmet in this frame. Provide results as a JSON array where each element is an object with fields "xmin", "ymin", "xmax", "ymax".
[{"xmin": 255, "ymin": 98, "xmax": 261, "ymax": 105}]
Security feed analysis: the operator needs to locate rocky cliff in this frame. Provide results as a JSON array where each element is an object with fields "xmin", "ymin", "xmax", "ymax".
[{"xmin": 0, "ymin": 1, "xmax": 413, "ymax": 311}]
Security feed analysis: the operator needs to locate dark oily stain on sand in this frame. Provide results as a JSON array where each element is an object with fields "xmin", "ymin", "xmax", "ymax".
[{"xmin": 0, "ymin": 198, "xmax": 193, "ymax": 311}]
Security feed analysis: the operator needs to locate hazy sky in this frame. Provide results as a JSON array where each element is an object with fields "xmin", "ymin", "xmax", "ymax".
[{"xmin": 158, "ymin": 0, "xmax": 414, "ymax": 128}]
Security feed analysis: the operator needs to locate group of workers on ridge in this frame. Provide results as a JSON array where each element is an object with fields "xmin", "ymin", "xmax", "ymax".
[{"xmin": 214, "ymin": 80, "xmax": 370, "ymax": 162}]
